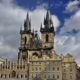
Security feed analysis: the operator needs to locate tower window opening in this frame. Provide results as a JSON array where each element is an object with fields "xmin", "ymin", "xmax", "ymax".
[
  {"xmin": 46, "ymin": 34, "xmax": 49, "ymax": 42},
  {"xmin": 24, "ymin": 37, "xmax": 27, "ymax": 44}
]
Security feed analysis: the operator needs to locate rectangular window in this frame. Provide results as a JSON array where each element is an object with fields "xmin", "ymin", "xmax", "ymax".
[
  {"xmin": 57, "ymin": 67, "xmax": 59, "ymax": 71},
  {"xmin": 53, "ymin": 67, "xmax": 55, "ymax": 71},
  {"xmin": 70, "ymin": 75, "xmax": 72, "ymax": 79},
  {"xmin": 53, "ymin": 74, "xmax": 55, "ymax": 78},
  {"xmin": 57, "ymin": 75, "xmax": 59, "ymax": 79}
]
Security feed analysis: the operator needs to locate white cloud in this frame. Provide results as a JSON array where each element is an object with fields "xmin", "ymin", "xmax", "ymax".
[
  {"xmin": 30, "ymin": 9, "xmax": 60, "ymax": 31},
  {"xmin": 0, "ymin": 1, "xmax": 60, "ymax": 61},
  {"xmin": 56, "ymin": 1, "xmax": 80, "ymax": 64},
  {"xmin": 61, "ymin": 10, "xmax": 80, "ymax": 34},
  {"xmin": 0, "ymin": 0, "xmax": 80, "ymax": 65},
  {"xmin": 65, "ymin": 0, "xmax": 80, "ymax": 13},
  {"xmin": 54, "ymin": 34, "xmax": 80, "ymax": 64}
]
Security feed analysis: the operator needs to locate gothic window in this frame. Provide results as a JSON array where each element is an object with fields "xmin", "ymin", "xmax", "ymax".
[{"xmin": 46, "ymin": 34, "xmax": 49, "ymax": 42}]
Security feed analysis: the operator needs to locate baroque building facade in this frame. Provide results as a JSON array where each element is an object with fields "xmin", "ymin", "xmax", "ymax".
[{"xmin": 0, "ymin": 11, "xmax": 77, "ymax": 80}]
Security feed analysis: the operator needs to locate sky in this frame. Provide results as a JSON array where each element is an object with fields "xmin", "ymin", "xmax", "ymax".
[{"xmin": 0, "ymin": 0, "xmax": 80, "ymax": 65}]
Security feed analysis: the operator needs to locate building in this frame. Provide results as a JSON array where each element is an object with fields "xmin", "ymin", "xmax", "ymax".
[
  {"xmin": 62, "ymin": 54, "xmax": 77, "ymax": 80},
  {"xmin": 0, "ymin": 11, "xmax": 77, "ymax": 80},
  {"xmin": 77, "ymin": 66, "xmax": 80, "ymax": 80}
]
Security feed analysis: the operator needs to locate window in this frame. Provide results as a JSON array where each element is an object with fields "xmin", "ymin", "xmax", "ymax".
[
  {"xmin": 9, "ymin": 74, "xmax": 10, "ymax": 78},
  {"xmin": 8, "ymin": 66, "xmax": 10, "ymax": 69},
  {"xmin": 57, "ymin": 67, "xmax": 59, "ymax": 71},
  {"xmin": 5, "ymin": 74, "xmax": 7, "ymax": 78},
  {"xmin": 32, "ymin": 67, "xmax": 34, "ymax": 71},
  {"xmin": 36, "ymin": 67, "xmax": 38, "ymax": 71},
  {"xmin": 70, "ymin": 75, "xmax": 72, "ymax": 79},
  {"xmin": 44, "ymin": 75, "xmax": 46, "ymax": 78},
  {"xmin": 53, "ymin": 74, "xmax": 55, "ymax": 78},
  {"xmin": 53, "ymin": 67, "xmax": 55, "ymax": 71},
  {"xmin": 24, "ymin": 37, "xmax": 27, "ymax": 44},
  {"xmin": 1, "ymin": 74, "xmax": 3, "ymax": 78},
  {"xmin": 64, "ymin": 69, "xmax": 66, "ymax": 72},
  {"xmin": 12, "ymin": 71, "xmax": 16, "ymax": 78},
  {"xmin": 21, "ymin": 74, "xmax": 23, "ymax": 78},
  {"xmin": 46, "ymin": 34, "xmax": 49, "ymax": 42},
  {"xmin": 39, "ymin": 67, "xmax": 41, "ymax": 70},
  {"xmin": 57, "ymin": 75, "xmax": 59, "ymax": 79},
  {"xmin": 35, "ymin": 74, "xmax": 37, "ymax": 78},
  {"xmin": 16, "ymin": 74, "xmax": 19, "ymax": 78},
  {"xmin": 48, "ymin": 75, "xmax": 50, "ymax": 79},
  {"xmin": 70, "ymin": 68, "xmax": 72, "ymax": 72},
  {"xmin": 32, "ymin": 74, "xmax": 33, "ymax": 78},
  {"xmin": 23, "ymin": 65, "xmax": 25, "ymax": 69},
  {"xmin": 63, "ymin": 73, "xmax": 66, "ymax": 78},
  {"xmin": 25, "ymin": 74, "xmax": 27, "ymax": 78}
]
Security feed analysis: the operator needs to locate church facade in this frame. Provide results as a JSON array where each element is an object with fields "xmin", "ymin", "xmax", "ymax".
[{"xmin": 0, "ymin": 11, "xmax": 77, "ymax": 80}]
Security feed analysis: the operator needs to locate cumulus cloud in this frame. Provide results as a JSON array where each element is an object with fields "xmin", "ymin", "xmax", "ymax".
[
  {"xmin": 30, "ymin": 9, "xmax": 60, "ymax": 31},
  {"xmin": 55, "ymin": 1, "xmax": 80, "ymax": 65},
  {"xmin": 61, "ymin": 10, "xmax": 80, "ymax": 34},
  {"xmin": 0, "ymin": 1, "xmax": 60, "ymax": 61},
  {"xmin": 54, "ymin": 34, "xmax": 80, "ymax": 64},
  {"xmin": 65, "ymin": 0, "xmax": 80, "ymax": 13}
]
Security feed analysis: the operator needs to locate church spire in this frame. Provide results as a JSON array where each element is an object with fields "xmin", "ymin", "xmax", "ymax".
[
  {"xmin": 40, "ymin": 10, "xmax": 54, "ymax": 33},
  {"xmin": 24, "ymin": 13, "xmax": 31, "ymax": 32},
  {"xmin": 44, "ymin": 10, "xmax": 53, "ymax": 28}
]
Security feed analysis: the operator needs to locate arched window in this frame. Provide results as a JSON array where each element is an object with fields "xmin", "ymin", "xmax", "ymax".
[
  {"xmin": 24, "ymin": 37, "xmax": 27, "ymax": 44},
  {"xmin": 46, "ymin": 34, "xmax": 49, "ymax": 42}
]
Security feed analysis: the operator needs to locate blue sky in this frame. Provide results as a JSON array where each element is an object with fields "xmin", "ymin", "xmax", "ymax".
[
  {"xmin": 14, "ymin": 0, "xmax": 80, "ymax": 34},
  {"xmin": 0, "ymin": 0, "xmax": 80, "ymax": 65}
]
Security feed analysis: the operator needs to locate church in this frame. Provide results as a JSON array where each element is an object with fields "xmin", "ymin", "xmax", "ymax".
[{"xmin": 0, "ymin": 11, "xmax": 77, "ymax": 80}]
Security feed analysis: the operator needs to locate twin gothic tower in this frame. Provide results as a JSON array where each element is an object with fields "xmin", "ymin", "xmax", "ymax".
[{"xmin": 18, "ymin": 11, "xmax": 55, "ymax": 61}]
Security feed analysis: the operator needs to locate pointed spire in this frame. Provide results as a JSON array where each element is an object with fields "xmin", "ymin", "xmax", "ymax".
[
  {"xmin": 46, "ymin": 10, "xmax": 50, "ymax": 21},
  {"xmin": 29, "ymin": 18, "xmax": 31, "ymax": 30},
  {"xmin": 20, "ymin": 26, "xmax": 22, "ymax": 32},
  {"xmin": 40, "ymin": 23, "xmax": 42, "ymax": 29},
  {"xmin": 44, "ymin": 10, "xmax": 52, "ymax": 28},
  {"xmin": 24, "ymin": 12, "xmax": 31, "ymax": 32},
  {"xmin": 40, "ymin": 10, "xmax": 54, "ymax": 33}
]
